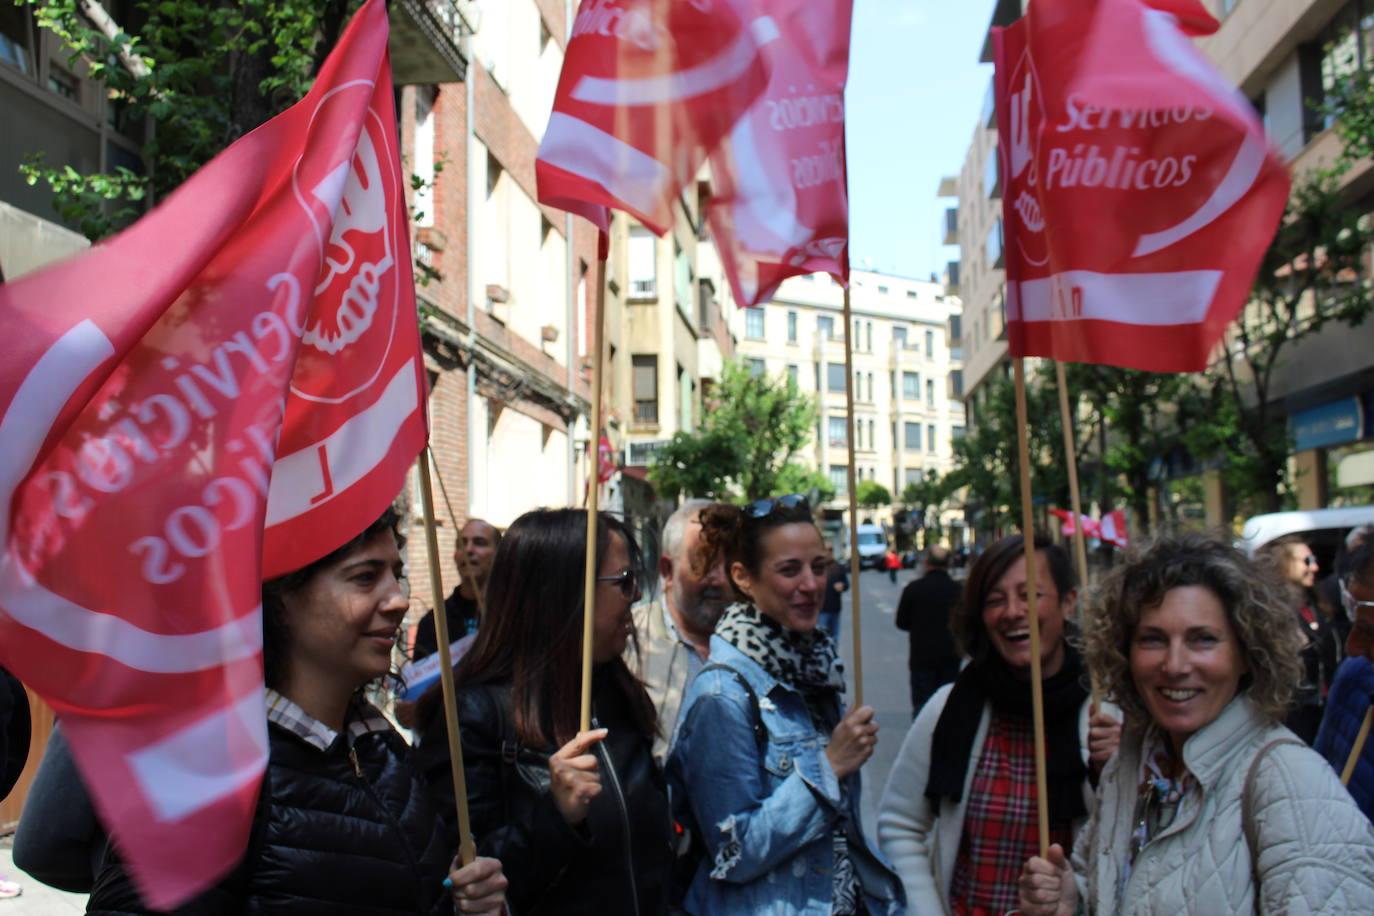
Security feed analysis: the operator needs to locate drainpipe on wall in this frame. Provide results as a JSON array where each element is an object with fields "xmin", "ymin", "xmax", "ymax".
[{"xmin": 463, "ymin": 27, "xmax": 478, "ymax": 518}]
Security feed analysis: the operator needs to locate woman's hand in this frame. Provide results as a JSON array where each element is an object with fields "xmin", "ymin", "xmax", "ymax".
[
  {"xmin": 447, "ymin": 856, "xmax": 508, "ymax": 914},
  {"xmin": 549, "ymin": 728, "xmax": 607, "ymax": 825},
  {"xmin": 1018, "ymin": 843, "xmax": 1077, "ymax": 916},
  {"xmin": 1087, "ymin": 708, "xmax": 1122, "ymax": 768},
  {"xmin": 826, "ymin": 705, "xmax": 878, "ymax": 780}
]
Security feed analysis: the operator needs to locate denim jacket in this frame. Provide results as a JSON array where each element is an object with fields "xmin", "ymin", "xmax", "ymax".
[{"xmin": 666, "ymin": 636, "xmax": 905, "ymax": 915}]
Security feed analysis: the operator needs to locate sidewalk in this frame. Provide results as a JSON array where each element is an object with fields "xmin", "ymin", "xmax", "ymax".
[{"xmin": 0, "ymin": 839, "xmax": 86, "ymax": 913}]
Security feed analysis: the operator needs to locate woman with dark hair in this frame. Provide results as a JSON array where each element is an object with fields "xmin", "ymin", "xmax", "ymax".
[
  {"xmin": 666, "ymin": 496, "xmax": 904, "ymax": 915},
  {"xmin": 877, "ymin": 534, "xmax": 1119, "ymax": 915},
  {"xmin": 1020, "ymin": 533, "xmax": 1374, "ymax": 915},
  {"xmin": 87, "ymin": 508, "xmax": 508, "ymax": 914},
  {"xmin": 417, "ymin": 508, "xmax": 673, "ymax": 916}
]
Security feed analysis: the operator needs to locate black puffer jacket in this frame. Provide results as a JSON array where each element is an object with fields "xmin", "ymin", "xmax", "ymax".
[
  {"xmin": 418, "ymin": 669, "xmax": 673, "ymax": 916},
  {"xmin": 88, "ymin": 720, "xmax": 453, "ymax": 914}
]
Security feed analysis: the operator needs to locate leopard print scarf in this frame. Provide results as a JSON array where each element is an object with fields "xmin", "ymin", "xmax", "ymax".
[{"xmin": 714, "ymin": 602, "xmax": 845, "ymax": 706}]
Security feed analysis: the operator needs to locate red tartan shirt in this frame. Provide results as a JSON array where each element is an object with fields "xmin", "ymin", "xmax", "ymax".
[{"xmin": 948, "ymin": 711, "xmax": 1074, "ymax": 916}]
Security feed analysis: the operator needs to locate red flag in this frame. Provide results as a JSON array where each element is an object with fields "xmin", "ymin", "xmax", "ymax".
[
  {"xmin": 598, "ymin": 434, "xmax": 617, "ymax": 484},
  {"xmin": 1100, "ymin": 508, "xmax": 1130, "ymax": 548},
  {"xmin": 1049, "ymin": 508, "xmax": 1101, "ymax": 539},
  {"xmin": 535, "ymin": 0, "xmax": 776, "ymax": 236},
  {"xmin": 0, "ymin": 0, "xmax": 423, "ymax": 905},
  {"xmin": 706, "ymin": 0, "xmax": 853, "ymax": 307},
  {"xmin": 993, "ymin": 0, "xmax": 1289, "ymax": 372}
]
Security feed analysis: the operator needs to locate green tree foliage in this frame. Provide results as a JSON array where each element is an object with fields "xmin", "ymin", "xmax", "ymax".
[
  {"xmin": 20, "ymin": 0, "xmax": 364, "ymax": 240},
  {"xmin": 648, "ymin": 362, "xmax": 825, "ymax": 502},
  {"xmin": 901, "ymin": 470, "xmax": 957, "ymax": 542},
  {"xmin": 855, "ymin": 480, "xmax": 891, "ymax": 508}
]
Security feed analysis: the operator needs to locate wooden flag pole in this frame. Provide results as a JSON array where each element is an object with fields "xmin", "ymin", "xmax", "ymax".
[
  {"xmin": 1342, "ymin": 706, "xmax": 1374, "ymax": 786},
  {"xmin": 417, "ymin": 448, "xmax": 476, "ymax": 865},
  {"xmin": 1014, "ymin": 358, "xmax": 1051, "ymax": 857},
  {"xmin": 579, "ymin": 256, "xmax": 608, "ymax": 733},
  {"xmin": 1054, "ymin": 361, "xmax": 1099, "ymax": 711},
  {"xmin": 841, "ymin": 285, "xmax": 864, "ymax": 708}
]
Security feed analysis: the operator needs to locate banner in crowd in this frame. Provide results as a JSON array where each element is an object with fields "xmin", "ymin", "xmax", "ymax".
[
  {"xmin": 993, "ymin": 0, "xmax": 1289, "ymax": 372},
  {"xmin": 1050, "ymin": 507, "xmax": 1129, "ymax": 547},
  {"xmin": 536, "ymin": 0, "xmax": 777, "ymax": 236},
  {"xmin": 0, "ymin": 0, "xmax": 423, "ymax": 904},
  {"xmin": 706, "ymin": 0, "xmax": 854, "ymax": 307}
]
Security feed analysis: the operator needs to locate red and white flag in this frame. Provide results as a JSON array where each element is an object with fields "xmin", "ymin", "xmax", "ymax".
[
  {"xmin": 1100, "ymin": 508, "xmax": 1130, "ymax": 548},
  {"xmin": 0, "ymin": 0, "xmax": 424, "ymax": 905},
  {"xmin": 706, "ymin": 0, "xmax": 853, "ymax": 307},
  {"xmin": 1050, "ymin": 508, "xmax": 1100, "ymax": 539},
  {"xmin": 993, "ymin": 0, "xmax": 1289, "ymax": 372},
  {"xmin": 535, "ymin": 0, "xmax": 776, "ymax": 237}
]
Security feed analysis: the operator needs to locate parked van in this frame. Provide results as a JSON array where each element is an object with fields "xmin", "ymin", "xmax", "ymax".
[{"xmin": 855, "ymin": 523, "xmax": 887, "ymax": 569}]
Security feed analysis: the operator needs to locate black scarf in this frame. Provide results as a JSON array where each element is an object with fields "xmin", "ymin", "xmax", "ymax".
[{"xmin": 925, "ymin": 645, "xmax": 1089, "ymax": 825}]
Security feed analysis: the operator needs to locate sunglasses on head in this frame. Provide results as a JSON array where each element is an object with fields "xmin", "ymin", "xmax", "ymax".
[
  {"xmin": 745, "ymin": 493, "xmax": 810, "ymax": 519},
  {"xmin": 596, "ymin": 567, "xmax": 641, "ymax": 600}
]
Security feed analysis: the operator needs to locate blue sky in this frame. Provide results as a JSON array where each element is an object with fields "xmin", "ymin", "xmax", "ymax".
[{"xmin": 847, "ymin": 0, "xmax": 997, "ymax": 281}]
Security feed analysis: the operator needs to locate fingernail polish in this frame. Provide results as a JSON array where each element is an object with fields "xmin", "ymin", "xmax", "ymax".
[{"xmin": 442, "ymin": 877, "xmax": 453, "ymax": 889}]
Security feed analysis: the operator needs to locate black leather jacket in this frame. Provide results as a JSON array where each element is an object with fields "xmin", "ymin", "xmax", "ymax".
[
  {"xmin": 418, "ymin": 669, "xmax": 673, "ymax": 916},
  {"xmin": 87, "ymin": 721, "xmax": 453, "ymax": 914}
]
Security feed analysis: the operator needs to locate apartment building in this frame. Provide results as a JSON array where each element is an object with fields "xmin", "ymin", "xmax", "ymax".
[{"xmin": 733, "ymin": 270, "xmax": 966, "ymax": 542}]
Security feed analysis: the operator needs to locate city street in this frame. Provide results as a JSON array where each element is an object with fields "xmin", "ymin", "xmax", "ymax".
[{"xmin": 835, "ymin": 567, "xmax": 942, "ymax": 837}]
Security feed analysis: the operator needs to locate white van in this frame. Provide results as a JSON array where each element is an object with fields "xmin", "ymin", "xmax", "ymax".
[{"xmin": 855, "ymin": 524, "xmax": 887, "ymax": 569}]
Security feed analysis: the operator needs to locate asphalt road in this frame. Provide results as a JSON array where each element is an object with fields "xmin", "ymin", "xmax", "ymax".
[{"xmin": 836, "ymin": 566, "xmax": 930, "ymax": 838}]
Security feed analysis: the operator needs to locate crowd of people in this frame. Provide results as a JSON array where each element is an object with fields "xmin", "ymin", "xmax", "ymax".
[{"xmin": 3, "ymin": 497, "xmax": 1374, "ymax": 913}]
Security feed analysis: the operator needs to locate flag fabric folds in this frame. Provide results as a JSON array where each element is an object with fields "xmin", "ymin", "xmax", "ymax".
[
  {"xmin": 706, "ymin": 0, "xmax": 854, "ymax": 307},
  {"xmin": 0, "ymin": 0, "xmax": 424, "ymax": 905},
  {"xmin": 1049, "ymin": 507, "xmax": 1129, "ymax": 547},
  {"xmin": 992, "ymin": 0, "xmax": 1290, "ymax": 372},
  {"xmin": 535, "ymin": 0, "xmax": 777, "ymax": 237}
]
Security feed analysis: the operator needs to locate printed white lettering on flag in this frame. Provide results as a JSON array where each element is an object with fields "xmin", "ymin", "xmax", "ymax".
[
  {"xmin": 265, "ymin": 358, "xmax": 419, "ymax": 525},
  {"xmin": 127, "ymin": 688, "xmax": 270, "ymax": 822},
  {"xmin": 1019, "ymin": 270, "xmax": 1221, "ymax": 325},
  {"xmin": 539, "ymin": 113, "xmax": 670, "ymax": 222}
]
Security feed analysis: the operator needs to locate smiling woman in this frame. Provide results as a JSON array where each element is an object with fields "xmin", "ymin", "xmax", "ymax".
[
  {"xmin": 86, "ymin": 508, "xmax": 509, "ymax": 914},
  {"xmin": 1018, "ymin": 534, "xmax": 1374, "ymax": 916}
]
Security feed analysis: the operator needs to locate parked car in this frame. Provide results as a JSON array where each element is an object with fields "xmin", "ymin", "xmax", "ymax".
[
  {"xmin": 855, "ymin": 524, "xmax": 887, "ymax": 569},
  {"xmin": 1238, "ymin": 506, "xmax": 1374, "ymax": 570}
]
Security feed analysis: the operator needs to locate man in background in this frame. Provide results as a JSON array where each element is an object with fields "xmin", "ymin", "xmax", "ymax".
[
  {"xmin": 895, "ymin": 545, "xmax": 962, "ymax": 717},
  {"xmin": 412, "ymin": 518, "xmax": 500, "ymax": 660},
  {"xmin": 820, "ymin": 543, "xmax": 849, "ymax": 645}
]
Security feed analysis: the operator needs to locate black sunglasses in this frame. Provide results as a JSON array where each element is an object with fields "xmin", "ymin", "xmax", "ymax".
[
  {"xmin": 596, "ymin": 568, "xmax": 641, "ymax": 600},
  {"xmin": 745, "ymin": 493, "xmax": 810, "ymax": 518}
]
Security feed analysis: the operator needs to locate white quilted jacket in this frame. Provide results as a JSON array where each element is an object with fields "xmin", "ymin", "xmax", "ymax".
[{"xmin": 1072, "ymin": 695, "xmax": 1374, "ymax": 914}]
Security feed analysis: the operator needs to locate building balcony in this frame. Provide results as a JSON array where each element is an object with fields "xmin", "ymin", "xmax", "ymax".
[
  {"xmin": 945, "ymin": 260, "xmax": 961, "ymax": 297},
  {"xmin": 389, "ymin": 0, "xmax": 470, "ymax": 85},
  {"xmin": 943, "ymin": 207, "xmax": 959, "ymax": 245}
]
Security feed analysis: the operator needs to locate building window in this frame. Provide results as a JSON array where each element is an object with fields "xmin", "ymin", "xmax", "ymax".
[
  {"xmin": 868, "ymin": 419, "xmax": 876, "ymax": 449},
  {"xmin": 890, "ymin": 371, "xmax": 897, "ymax": 400},
  {"xmin": 903, "ymin": 371, "xmax": 920, "ymax": 400},
  {"xmin": 926, "ymin": 378, "xmax": 935, "ymax": 408},
  {"xmin": 928, "ymin": 424, "xmax": 937, "ymax": 453},
  {"xmin": 893, "ymin": 326, "xmax": 908, "ymax": 348},
  {"xmin": 633, "ymin": 355, "xmax": 658, "ymax": 424},
  {"xmin": 819, "ymin": 315, "xmax": 835, "ymax": 338},
  {"xmin": 787, "ymin": 364, "xmax": 800, "ymax": 386},
  {"xmin": 787, "ymin": 310, "xmax": 798, "ymax": 342},
  {"xmin": 629, "ymin": 226, "xmax": 657, "ymax": 299},
  {"xmin": 0, "ymin": 5, "xmax": 33, "ymax": 76},
  {"xmin": 745, "ymin": 308, "xmax": 765, "ymax": 340},
  {"xmin": 905, "ymin": 422, "xmax": 922, "ymax": 451},
  {"xmin": 951, "ymin": 369, "xmax": 964, "ymax": 398},
  {"xmin": 829, "ymin": 464, "xmax": 849, "ymax": 496},
  {"xmin": 827, "ymin": 363, "xmax": 847, "ymax": 393},
  {"xmin": 746, "ymin": 358, "xmax": 766, "ymax": 377},
  {"xmin": 952, "ymin": 425, "xmax": 966, "ymax": 441},
  {"xmin": 925, "ymin": 329, "xmax": 936, "ymax": 357},
  {"xmin": 866, "ymin": 321, "xmax": 873, "ymax": 352},
  {"xmin": 905, "ymin": 468, "xmax": 924, "ymax": 487},
  {"xmin": 878, "ymin": 285, "xmax": 889, "ymax": 294}
]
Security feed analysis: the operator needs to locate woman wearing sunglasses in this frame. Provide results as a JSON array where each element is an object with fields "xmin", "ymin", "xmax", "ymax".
[
  {"xmin": 416, "ymin": 508, "xmax": 674, "ymax": 916},
  {"xmin": 666, "ymin": 495, "xmax": 904, "ymax": 915},
  {"xmin": 1316, "ymin": 538, "xmax": 1374, "ymax": 820},
  {"xmin": 1257, "ymin": 536, "xmax": 1336, "ymax": 743}
]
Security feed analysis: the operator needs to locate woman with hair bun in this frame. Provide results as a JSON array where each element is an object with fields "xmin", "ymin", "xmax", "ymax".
[
  {"xmin": 1019, "ymin": 533, "xmax": 1374, "ymax": 915},
  {"xmin": 666, "ymin": 496, "xmax": 904, "ymax": 915}
]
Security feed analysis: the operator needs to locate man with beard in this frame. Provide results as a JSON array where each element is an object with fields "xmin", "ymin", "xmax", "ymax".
[
  {"xmin": 412, "ymin": 518, "xmax": 501, "ymax": 660},
  {"xmin": 626, "ymin": 499, "xmax": 730, "ymax": 764}
]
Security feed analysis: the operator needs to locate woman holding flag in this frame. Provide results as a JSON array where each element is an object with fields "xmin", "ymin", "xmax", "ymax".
[
  {"xmin": 87, "ymin": 507, "xmax": 508, "ymax": 914},
  {"xmin": 667, "ymin": 496, "xmax": 904, "ymax": 915},
  {"xmin": 877, "ymin": 534, "xmax": 1119, "ymax": 915},
  {"xmin": 1019, "ymin": 534, "xmax": 1374, "ymax": 915},
  {"xmin": 417, "ymin": 508, "xmax": 674, "ymax": 916}
]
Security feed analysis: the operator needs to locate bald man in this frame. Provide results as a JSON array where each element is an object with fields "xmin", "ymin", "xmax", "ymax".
[{"xmin": 413, "ymin": 518, "xmax": 501, "ymax": 660}]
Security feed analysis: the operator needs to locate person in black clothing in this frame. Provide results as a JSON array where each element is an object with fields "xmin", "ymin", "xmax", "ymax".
[
  {"xmin": 1259, "ymin": 535, "xmax": 1335, "ymax": 744},
  {"xmin": 87, "ymin": 508, "xmax": 507, "ymax": 915},
  {"xmin": 413, "ymin": 518, "xmax": 501, "ymax": 660},
  {"xmin": 819, "ymin": 544, "xmax": 849, "ymax": 645},
  {"xmin": 0, "ymin": 666, "xmax": 29, "ymax": 803},
  {"xmin": 895, "ymin": 545, "xmax": 963, "ymax": 717},
  {"xmin": 417, "ymin": 508, "xmax": 674, "ymax": 916}
]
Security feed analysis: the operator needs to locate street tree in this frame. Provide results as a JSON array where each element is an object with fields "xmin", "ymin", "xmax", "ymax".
[
  {"xmin": 20, "ymin": 0, "xmax": 364, "ymax": 240},
  {"xmin": 855, "ymin": 480, "xmax": 891, "ymax": 509},
  {"xmin": 648, "ymin": 362, "xmax": 828, "ymax": 502}
]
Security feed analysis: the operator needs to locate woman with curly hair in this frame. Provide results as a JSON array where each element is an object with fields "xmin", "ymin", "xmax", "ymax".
[{"xmin": 1019, "ymin": 533, "xmax": 1374, "ymax": 916}]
